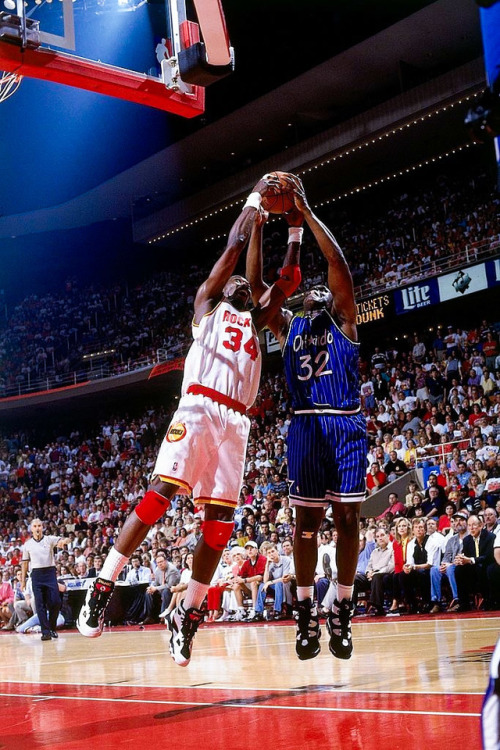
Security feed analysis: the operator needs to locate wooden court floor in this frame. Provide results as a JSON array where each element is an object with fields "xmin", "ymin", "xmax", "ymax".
[{"xmin": 0, "ymin": 612, "xmax": 497, "ymax": 750}]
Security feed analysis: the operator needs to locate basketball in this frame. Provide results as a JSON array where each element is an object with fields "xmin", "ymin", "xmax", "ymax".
[{"xmin": 260, "ymin": 171, "xmax": 296, "ymax": 214}]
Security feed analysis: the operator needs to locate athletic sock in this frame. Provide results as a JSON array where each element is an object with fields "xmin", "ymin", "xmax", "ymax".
[
  {"xmin": 297, "ymin": 586, "xmax": 315, "ymax": 602},
  {"xmin": 100, "ymin": 547, "xmax": 129, "ymax": 582},
  {"xmin": 337, "ymin": 583, "xmax": 354, "ymax": 602},
  {"xmin": 183, "ymin": 579, "xmax": 209, "ymax": 611}
]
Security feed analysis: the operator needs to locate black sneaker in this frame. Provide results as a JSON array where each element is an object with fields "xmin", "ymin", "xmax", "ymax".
[
  {"xmin": 166, "ymin": 601, "xmax": 204, "ymax": 667},
  {"xmin": 77, "ymin": 577, "xmax": 115, "ymax": 638},
  {"xmin": 295, "ymin": 598, "xmax": 321, "ymax": 660},
  {"xmin": 327, "ymin": 598, "xmax": 354, "ymax": 659}
]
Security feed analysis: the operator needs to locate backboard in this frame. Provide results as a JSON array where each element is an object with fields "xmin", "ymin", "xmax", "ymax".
[{"xmin": 0, "ymin": 0, "xmax": 233, "ymax": 115}]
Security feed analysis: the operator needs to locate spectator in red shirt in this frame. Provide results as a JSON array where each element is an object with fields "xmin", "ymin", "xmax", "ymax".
[
  {"xmin": 366, "ymin": 462, "xmax": 387, "ymax": 495},
  {"xmin": 377, "ymin": 492, "xmax": 406, "ymax": 520},
  {"xmin": 231, "ymin": 541, "xmax": 267, "ymax": 620}
]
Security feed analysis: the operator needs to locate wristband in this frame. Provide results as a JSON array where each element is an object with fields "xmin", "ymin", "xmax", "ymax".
[
  {"xmin": 243, "ymin": 192, "xmax": 262, "ymax": 210},
  {"xmin": 288, "ymin": 227, "xmax": 304, "ymax": 244}
]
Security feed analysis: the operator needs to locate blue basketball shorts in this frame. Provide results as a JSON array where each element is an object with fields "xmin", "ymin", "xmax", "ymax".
[{"xmin": 287, "ymin": 412, "xmax": 367, "ymax": 507}]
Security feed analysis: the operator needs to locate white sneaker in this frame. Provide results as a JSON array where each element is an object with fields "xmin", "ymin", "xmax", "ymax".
[
  {"xmin": 165, "ymin": 601, "xmax": 204, "ymax": 667},
  {"xmin": 77, "ymin": 577, "xmax": 115, "ymax": 638},
  {"xmin": 215, "ymin": 611, "xmax": 231, "ymax": 622},
  {"xmin": 234, "ymin": 609, "xmax": 247, "ymax": 621},
  {"xmin": 158, "ymin": 608, "xmax": 170, "ymax": 619}
]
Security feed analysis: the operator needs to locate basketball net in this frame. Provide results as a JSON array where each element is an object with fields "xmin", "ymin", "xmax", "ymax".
[{"xmin": 0, "ymin": 70, "xmax": 22, "ymax": 102}]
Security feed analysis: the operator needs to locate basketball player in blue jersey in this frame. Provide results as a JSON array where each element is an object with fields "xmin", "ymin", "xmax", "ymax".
[
  {"xmin": 247, "ymin": 175, "xmax": 367, "ymax": 660},
  {"xmin": 77, "ymin": 174, "xmax": 302, "ymax": 666}
]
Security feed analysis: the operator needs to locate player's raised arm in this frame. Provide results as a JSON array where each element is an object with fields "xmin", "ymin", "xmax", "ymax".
[
  {"xmin": 292, "ymin": 182, "xmax": 357, "ymax": 340},
  {"xmin": 251, "ymin": 203, "xmax": 303, "ymax": 340},
  {"xmin": 194, "ymin": 176, "xmax": 279, "ymax": 321},
  {"xmin": 246, "ymin": 209, "xmax": 269, "ymax": 306}
]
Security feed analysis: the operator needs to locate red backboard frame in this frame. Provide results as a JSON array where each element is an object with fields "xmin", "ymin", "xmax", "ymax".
[{"xmin": 0, "ymin": 39, "xmax": 205, "ymax": 116}]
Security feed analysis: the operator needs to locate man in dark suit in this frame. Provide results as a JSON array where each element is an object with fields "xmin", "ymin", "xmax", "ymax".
[
  {"xmin": 142, "ymin": 550, "xmax": 181, "ymax": 624},
  {"xmin": 454, "ymin": 514, "xmax": 495, "ymax": 611}
]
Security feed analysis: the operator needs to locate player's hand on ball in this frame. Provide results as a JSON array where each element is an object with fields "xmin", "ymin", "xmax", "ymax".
[
  {"xmin": 253, "ymin": 173, "xmax": 281, "ymax": 195},
  {"xmin": 290, "ymin": 179, "xmax": 310, "ymax": 214}
]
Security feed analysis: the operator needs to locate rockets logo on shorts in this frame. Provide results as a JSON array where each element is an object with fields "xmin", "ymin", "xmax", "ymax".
[{"xmin": 166, "ymin": 422, "xmax": 187, "ymax": 443}]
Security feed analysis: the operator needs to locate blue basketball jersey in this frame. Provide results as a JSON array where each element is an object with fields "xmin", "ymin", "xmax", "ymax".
[{"xmin": 283, "ymin": 309, "xmax": 361, "ymax": 412}]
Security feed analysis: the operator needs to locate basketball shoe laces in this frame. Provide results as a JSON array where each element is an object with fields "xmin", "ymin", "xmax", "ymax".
[
  {"xmin": 328, "ymin": 599, "xmax": 354, "ymax": 658},
  {"xmin": 87, "ymin": 580, "xmax": 113, "ymax": 627},
  {"xmin": 181, "ymin": 608, "xmax": 203, "ymax": 648},
  {"xmin": 296, "ymin": 601, "xmax": 319, "ymax": 644}
]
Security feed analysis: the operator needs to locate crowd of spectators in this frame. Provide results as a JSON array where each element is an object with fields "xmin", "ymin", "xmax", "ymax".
[
  {"xmin": 1, "ymin": 159, "xmax": 500, "ymax": 628},
  {"xmin": 1, "ymin": 163, "xmax": 499, "ymax": 397},
  {"xmin": 1, "ymin": 307, "xmax": 499, "ymax": 627}
]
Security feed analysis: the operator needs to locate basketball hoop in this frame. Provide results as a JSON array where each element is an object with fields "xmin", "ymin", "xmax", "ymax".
[{"xmin": 0, "ymin": 69, "xmax": 22, "ymax": 101}]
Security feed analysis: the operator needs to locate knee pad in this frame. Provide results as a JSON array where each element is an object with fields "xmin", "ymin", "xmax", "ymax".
[
  {"xmin": 203, "ymin": 520, "xmax": 235, "ymax": 551},
  {"xmin": 135, "ymin": 490, "xmax": 171, "ymax": 525}
]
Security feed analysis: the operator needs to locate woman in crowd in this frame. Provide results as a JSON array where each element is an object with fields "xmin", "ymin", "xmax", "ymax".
[{"xmin": 388, "ymin": 517, "xmax": 413, "ymax": 615}]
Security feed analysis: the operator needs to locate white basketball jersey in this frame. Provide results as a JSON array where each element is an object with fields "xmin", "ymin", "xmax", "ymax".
[{"xmin": 182, "ymin": 301, "xmax": 262, "ymax": 408}]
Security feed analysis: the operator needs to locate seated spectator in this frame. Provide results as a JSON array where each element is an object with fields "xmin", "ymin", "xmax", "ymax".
[
  {"xmin": 430, "ymin": 510, "xmax": 469, "ymax": 613},
  {"xmin": 377, "ymin": 492, "xmax": 406, "ymax": 520},
  {"xmin": 424, "ymin": 473, "xmax": 447, "ymax": 506},
  {"xmin": 454, "ymin": 514, "xmax": 496, "ymax": 611},
  {"xmin": 3, "ymin": 574, "xmax": 34, "ymax": 631},
  {"xmin": 123, "ymin": 553, "xmax": 153, "ymax": 623},
  {"xmin": 422, "ymin": 487, "xmax": 445, "ymax": 519},
  {"xmin": 357, "ymin": 528, "xmax": 395, "ymax": 617},
  {"xmin": 143, "ymin": 550, "xmax": 181, "ymax": 624},
  {"xmin": 403, "ymin": 439, "xmax": 418, "ymax": 468},
  {"xmin": 0, "ymin": 569, "xmax": 14, "ymax": 626},
  {"xmin": 353, "ymin": 528, "xmax": 376, "ymax": 611},
  {"xmin": 231, "ymin": 541, "xmax": 266, "ymax": 621},
  {"xmin": 437, "ymin": 502, "xmax": 457, "ymax": 534},
  {"xmin": 159, "ymin": 552, "xmax": 194, "ymax": 619},
  {"xmin": 389, "ymin": 517, "xmax": 413, "ymax": 615},
  {"xmin": 483, "ymin": 508, "xmax": 499, "ymax": 537},
  {"xmin": 384, "ymin": 451, "xmax": 409, "ymax": 482},
  {"xmin": 315, "ymin": 530, "xmax": 338, "ymax": 608},
  {"xmin": 366, "ymin": 462, "xmax": 387, "ymax": 495},
  {"xmin": 404, "ymin": 480, "xmax": 423, "ymax": 508},
  {"xmin": 253, "ymin": 544, "xmax": 294, "ymax": 621},
  {"xmin": 216, "ymin": 547, "xmax": 247, "ymax": 622},
  {"xmin": 400, "ymin": 518, "xmax": 433, "ymax": 613}
]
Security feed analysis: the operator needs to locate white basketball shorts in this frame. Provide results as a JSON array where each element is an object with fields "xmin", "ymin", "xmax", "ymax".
[{"xmin": 152, "ymin": 392, "xmax": 250, "ymax": 508}]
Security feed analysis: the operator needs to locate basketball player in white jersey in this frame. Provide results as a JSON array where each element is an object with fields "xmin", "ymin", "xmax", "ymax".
[{"xmin": 77, "ymin": 174, "xmax": 301, "ymax": 666}]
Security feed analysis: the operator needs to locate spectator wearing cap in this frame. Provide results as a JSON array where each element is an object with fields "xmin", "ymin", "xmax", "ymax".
[{"xmin": 231, "ymin": 541, "xmax": 266, "ymax": 621}]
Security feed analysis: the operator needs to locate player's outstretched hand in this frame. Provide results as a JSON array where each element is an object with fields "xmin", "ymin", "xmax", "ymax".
[
  {"xmin": 252, "ymin": 173, "xmax": 281, "ymax": 195},
  {"xmin": 289, "ymin": 176, "xmax": 310, "ymax": 215}
]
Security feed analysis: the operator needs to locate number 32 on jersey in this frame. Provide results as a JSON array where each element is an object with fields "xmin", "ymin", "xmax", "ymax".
[{"xmin": 297, "ymin": 350, "xmax": 332, "ymax": 380}]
